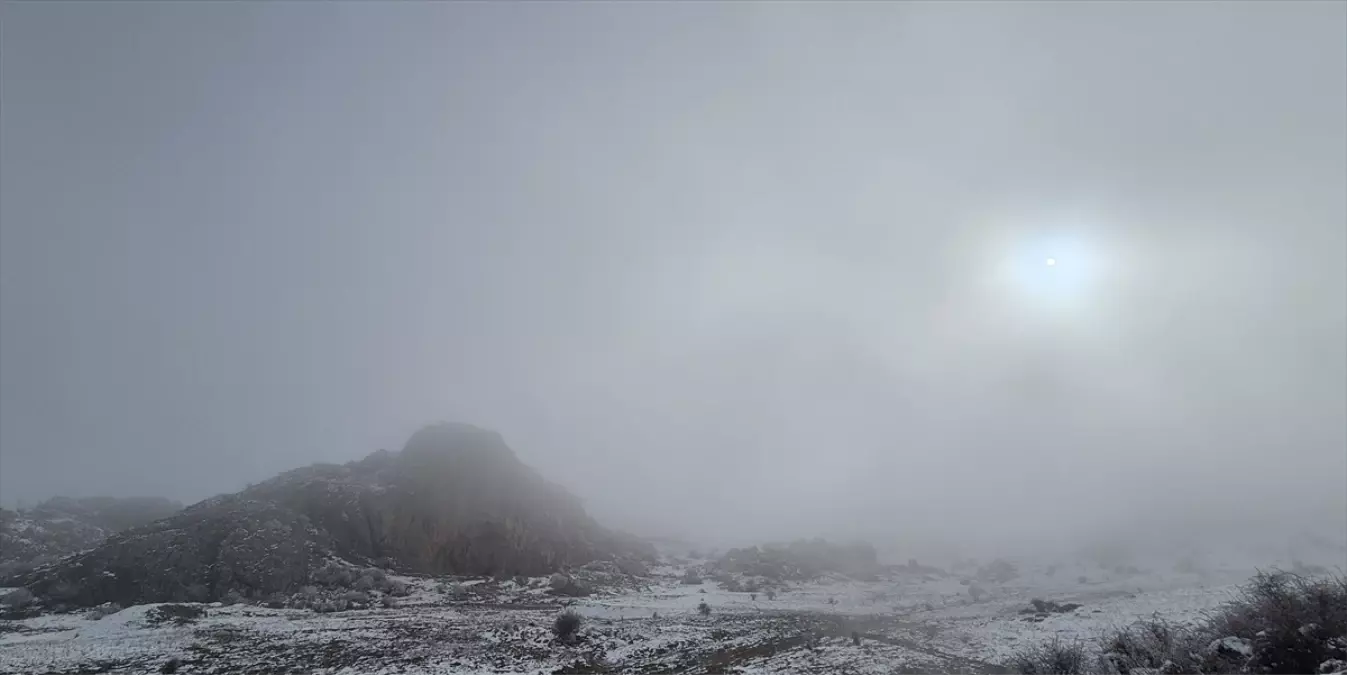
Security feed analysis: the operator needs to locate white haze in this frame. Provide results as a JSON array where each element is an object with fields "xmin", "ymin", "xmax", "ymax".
[{"xmin": 1, "ymin": 2, "xmax": 1344, "ymax": 562}]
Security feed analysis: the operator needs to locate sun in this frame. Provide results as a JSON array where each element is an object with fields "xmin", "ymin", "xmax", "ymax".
[{"xmin": 986, "ymin": 231, "xmax": 1107, "ymax": 313}]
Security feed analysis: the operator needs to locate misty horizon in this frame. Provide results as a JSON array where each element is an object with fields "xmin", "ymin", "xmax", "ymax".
[{"xmin": 2, "ymin": 1, "xmax": 1344, "ymax": 563}]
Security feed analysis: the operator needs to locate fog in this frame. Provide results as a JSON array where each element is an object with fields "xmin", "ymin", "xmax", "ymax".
[{"xmin": 2, "ymin": 2, "xmax": 1344, "ymax": 562}]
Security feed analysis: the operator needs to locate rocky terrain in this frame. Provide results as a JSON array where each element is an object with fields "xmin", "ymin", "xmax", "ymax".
[
  {"xmin": 2, "ymin": 424, "xmax": 653, "ymax": 610},
  {"xmin": 0, "ymin": 497, "xmax": 182, "ymax": 578},
  {"xmin": 2, "ymin": 546, "xmax": 1312, "ymax": 675},
  {"xmin": 3, "ymin": 424, "xmax": 1342, "ymax": 674}
]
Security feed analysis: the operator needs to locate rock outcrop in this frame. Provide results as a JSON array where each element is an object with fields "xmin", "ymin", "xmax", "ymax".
[
  {"xmin": 0, "ymin": 496, "xmax": 182, "ymax": 576},
  {"xmin": 15, "ymin": 498, "xmax": 330, "ymax": 607},
  {"xmin": 6, "ymin": 423, "xmax": 654, "ymax": 608},
  {"xmin": 240, "ymin": 423, "xmax": 651, "ymax": 576}
]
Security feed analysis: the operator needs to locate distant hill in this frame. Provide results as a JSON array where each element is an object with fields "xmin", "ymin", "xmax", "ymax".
[
  {"xmin": 7, "ymin": 423, "xmax": 654, "ymax": 608},
  {"xmin": 0, "ymin": 496, "xmax": 182, "ymax": 576}
]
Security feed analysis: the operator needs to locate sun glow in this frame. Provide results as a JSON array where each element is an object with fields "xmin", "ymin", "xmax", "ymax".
[{"xmin": 992, "ymin": 230, "xmax": 1109, "ymax": 313}]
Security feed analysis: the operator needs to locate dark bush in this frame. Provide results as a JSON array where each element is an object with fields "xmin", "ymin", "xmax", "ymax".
[
  {"xmin": 697, "ymin": 600, "xmax": 711, "ymax": 616},
  {"xmin": 1029, "ymin": 598, "xmax": 1082, "ymax": 614},
  {"xmin": 147, "ymin": 604, "xmax": 206, "ymax": 625},
  {"xmin": 553, "ymin": 609, "xmax": 583, "ymax": 642},
  {"xmin": 681, "ymin": 569, "xmax": 703, "ymax": 585},
  {"xmin": 1017, "ymin": 571, "xmax": 1347, "ymax": 675},
  {"xmin": 1205, "ymin": 571, "xmax": 1347, "ymax": 674},
  {"xmin": 547, "ymin": 575, "xmax": 592, "ymax": 597},
  {"xmin": 1100, "ymin": 616, "xmax": 1209, "ymax": 674},
  {"xmin": 1012, "ymin": 637, "xmax": 1089, "ymax": 674}
]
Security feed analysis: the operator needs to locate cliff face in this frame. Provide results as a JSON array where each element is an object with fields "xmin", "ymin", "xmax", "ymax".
[{"xmin": 8, "ymin": 424, "xmax": 653, "ymax": 607}]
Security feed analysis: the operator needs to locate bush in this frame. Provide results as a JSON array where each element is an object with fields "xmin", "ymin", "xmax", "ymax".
[
  {"xmin": 697, "ymin": 600, "xmax": 711, "ymax": 616},
  {"xmin": 553, "ymin": 609, "xmax": 583, "ymax": 642},
  {"xmin": 380, "ymin": 594, "xmax": 398, "ymax": 609},
  {"xmin": 547, "ymin": 575, "xmax": 592, "ymax": 597},
  {"xmin": 1017, "ymin": 571, "xmax": 1347, "ymax": 675},
  {"xmin": 682, "ymin": 569, "xmax": 703, "ymax": 585},
  {"xmin": 220, "ymin": 589, "xmax": 246, "ymax": 606},
  {"xmin": 147, "ymin": 604, "xmax": 205, "ymax": 625},
  {"xmin": 386, "ymin": 580, "xmax": 410, "ymax": 597},
  {"xmin": 1205, "ymin": 571, "xmax": 1347, "ymax": 674},
  {"xmin": 1100, "ymin": 616, "xmax": 1209, "ymax": 674},
  {"xmin": 292, "ymin": 585, "xmax": 320, "ymax": 608},
  {"xmin": 1011, "ymin": 637, "xmax": 1089, "ymax": 674},
  {"xmin": 313, "ymin": 562, "xmax": 355, "ymax": 588},
  {"xmin": 1028, "ymin": 599, "xmax": 1082, "ymax": 614}
]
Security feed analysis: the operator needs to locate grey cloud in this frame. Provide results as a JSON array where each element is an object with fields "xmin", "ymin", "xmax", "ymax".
[{"xmin": 2, "ymin": 1, "xmax": 1343, "ymax": 559}]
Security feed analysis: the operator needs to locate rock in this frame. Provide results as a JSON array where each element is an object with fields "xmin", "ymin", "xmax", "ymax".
[
  {"xmin": 1319, "ymin": 659, "xmax": 1347, "ymax": 674},
  {"xmin": 0, "ymin": 497, "xmax": 181, "ymax": 579},
  {"xmin": 1208, "ymin": 636, "xmax": 1254, "ymax": 658},
  {"xmin": 15, "ymin": 498, "xmax": 328, "ymax": 608},
  {"xmin": 14, "ymin": 423, "xmax": 655, "ymax": 607}
]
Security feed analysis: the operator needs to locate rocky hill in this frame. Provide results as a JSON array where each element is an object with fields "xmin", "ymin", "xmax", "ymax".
[
  {"xmin": 0, "ymin": 496, "xmax": 182, "ymax": 577},
  {"xmin": 5, "ymin": 423, "xmax": 654, "ymax": 608},
  {"xmin": 712, "ymin": 538, "xmax": 881, "ymax": 582}
]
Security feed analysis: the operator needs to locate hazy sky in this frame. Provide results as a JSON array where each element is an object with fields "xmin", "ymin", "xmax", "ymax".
[{"xmin": 2, "ymin": 2, "xmax": 1344, "ymax": 555}]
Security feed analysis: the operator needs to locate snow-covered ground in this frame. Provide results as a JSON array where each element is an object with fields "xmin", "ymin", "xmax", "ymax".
[{"xmin": 0, "ymin": 561, "xmax": 1259, "ymax": 675}]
